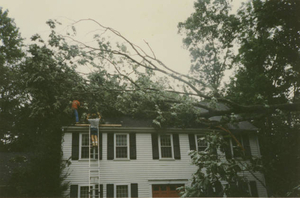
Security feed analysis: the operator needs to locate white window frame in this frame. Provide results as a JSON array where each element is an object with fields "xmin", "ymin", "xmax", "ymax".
[
  {"xmin": 114, "ymin": 183, "xmax": 130, "ymax": 198},
  {"xmin": 158, "ymin": 134, "xmax": 174, "ymax": 159},
  {"xmin": 230, "ymin": 136, "xmax": 242, "ymax": 157},
  {"xmin": 79, "ymin": 133, "xmax": 98, "ymax": 160},
  {"xmin": 78, "ymin": 184, "xmax": 95, "ymax": 198},
  {"xmin": 195, "ymin": 134, "xmax": 208, "ymax": 151},
  {"xmin": 114, "ymin": 133, "xmax": 130, "ymax": 159}
]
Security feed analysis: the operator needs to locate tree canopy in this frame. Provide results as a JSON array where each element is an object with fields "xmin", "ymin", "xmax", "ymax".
[
  {"xmin": 178, "ymin": 0, "xmax": 300, "ymax": 196},
  {"xmin": 0, "ymin": 0, "xmax": 299, "ymax": 196}
]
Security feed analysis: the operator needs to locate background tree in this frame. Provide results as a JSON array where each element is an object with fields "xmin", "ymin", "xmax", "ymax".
[
  {"xmin": 178, "ymin": 0, "xmax": 238, "ymax": 94},
  {"xmin": 226, "ymin": 0, "xmax": 300, "ymax": 196},
  {"xmin": 178, "ymin": 0, "xmax": 300, "ymax": 196},
  {"xmin": 0, "ymin": 11, "xmax": 86, "ymax": 196},
  {"xmin": 0, "ymin": 8, "xmax": 24, "ymax": 150}
]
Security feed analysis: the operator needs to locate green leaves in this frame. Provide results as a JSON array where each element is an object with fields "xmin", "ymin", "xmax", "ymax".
[
  {"xmin": 181, "ymin": 132, "xmax": 255, "ymax": 197},
  {"xmin": 178, "ymin": 0, "xmax": 237, "ymax": 93}
]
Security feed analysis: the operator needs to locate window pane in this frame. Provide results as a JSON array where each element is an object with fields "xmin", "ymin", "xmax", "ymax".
[
  {"xmin": 170, "ymin": 185, "xmax": 177, "ymax": 191},
  {"xmin": 160, "ymin": 135, "xmax": 171, "ymax": 146},
  {"xmin": 116, "ymin": 135, "xmax": 127, "ymax": 146},
  {"xmin": 116, "ymin": 185, "xmax": 128, "ymax": 198},
  {"xmin": 161, "ymin": 147, "xmax": 172, "ymax": 158},
  {"xmin": 90, "ymin": 147, "xmax": 98, "ymax": 159},
  {"xmin": 80, "ymin": 186, "xmax": 89, "ymax": 198},
  {"xmin": 153, "ymin": 185, "xmax": 159, "ymax": 191},
  {"xmin": 197, "ymin": 136, "xmax": 207, "ymax": 147},
  {"xmin": 81, "ymin": 147, "xmax": 89, "ymax": 158},
  {"xmin": 197, "ymin": 135, "xmax": 207, "ymax": 151},
  {"xmin": 116, "ymin": 134, "xmax": 128, "ymax": 158},
  {"xmin": 82, "ymin": 134, "xmax": 89, "ymax": 146},
  {"xmin": 81, "ymin": 134, "xmax": 99, "ymax": 159},
  {"xmin": 233, "ymin": 136, "xmax": 243, "ymax": 157},
  {"xmin": 116, "ymin": 147, "xmax": 128, "ymax": 158}
]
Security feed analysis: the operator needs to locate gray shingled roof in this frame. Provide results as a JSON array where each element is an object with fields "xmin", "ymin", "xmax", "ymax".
[{"xmin": 198, "ymin": 102, "xmax": 258, "ymax": 131}]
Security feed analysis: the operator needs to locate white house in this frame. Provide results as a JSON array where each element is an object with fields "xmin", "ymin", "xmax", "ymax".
[{"xmin": 61, "ymin": 120, "xmax": 268, "ymax": 198}]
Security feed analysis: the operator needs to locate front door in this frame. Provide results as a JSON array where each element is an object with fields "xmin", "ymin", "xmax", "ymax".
[{"xmin": 152, "ymin": 184, "xmax": 184, "ymax": 197}]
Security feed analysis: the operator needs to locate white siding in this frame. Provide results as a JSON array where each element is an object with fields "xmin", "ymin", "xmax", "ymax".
[{"xmin": 62, "ymin": 131, "xmax": 268, "ymax": 197}]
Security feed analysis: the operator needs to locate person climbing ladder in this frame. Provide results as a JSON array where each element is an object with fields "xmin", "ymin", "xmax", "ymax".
[{"xmin": 87, "ymin": 112, "xmax": 101, "ymax": 147}]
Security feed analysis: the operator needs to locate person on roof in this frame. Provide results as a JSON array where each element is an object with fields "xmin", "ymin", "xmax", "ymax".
[
  {"xmin": 87, "ymin": 112, "xmax": 101, "ymax": 147},
  {"xmin": 72, "ymin": 99, "xmax": 80, "ymax": 123}
]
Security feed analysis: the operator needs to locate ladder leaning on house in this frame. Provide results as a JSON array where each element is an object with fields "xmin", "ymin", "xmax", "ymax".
[
  {"xmin": 74, "ymin": 122, "xmax": 122, "ymax": 198},
  {"xmin": 88, "ymin": 124, "xmax": 101, "ymax": 198}
]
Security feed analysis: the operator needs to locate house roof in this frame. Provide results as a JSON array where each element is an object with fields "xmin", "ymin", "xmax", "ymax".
[
  {"xmin": 65, "ymin": 101, "xmax": 258, "ymax": 133},
  {"xmin": 198, "ymin": 101, "xmax": 258, "ymax": 132}
]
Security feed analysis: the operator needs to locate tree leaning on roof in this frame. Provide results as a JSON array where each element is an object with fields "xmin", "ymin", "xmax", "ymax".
[{"xmin": 42, "ymin": 0, "xmax": 299, "ymax": 196}]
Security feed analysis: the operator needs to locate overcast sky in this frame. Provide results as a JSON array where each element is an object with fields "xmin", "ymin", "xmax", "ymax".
[{"xmin": 2, "ymin": 0, "xmax": 197, "ymax": 75}]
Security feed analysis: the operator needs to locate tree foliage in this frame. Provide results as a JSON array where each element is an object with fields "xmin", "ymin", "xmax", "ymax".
[
  {"xmin": 179, "ymin": 132, "xmax": 262, "ymax": 197},
  {"xmin": 0, "ymin": 9, "xmax": 83, "ymax": 196},
  {"xmin": 0, "ymin": 8, "xmax": 24, "ymax": 150},
  {"xmin": 1, "ymin": 0, "xmax": 299, "ymax": 196},
  {"xmin": 178, "ymin": 0, "xmax": 300, "ymax": 196}
]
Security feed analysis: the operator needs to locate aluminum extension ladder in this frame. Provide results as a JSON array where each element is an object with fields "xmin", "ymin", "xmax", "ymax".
[{"xmin": 89, "ymin": 125, "xmax": 101, "ymax": 198}]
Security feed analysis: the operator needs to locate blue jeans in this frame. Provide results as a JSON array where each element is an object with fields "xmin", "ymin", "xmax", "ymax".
[{"xmin": 74, "ymin": 109, "xmax": 79, "ymax": 122}]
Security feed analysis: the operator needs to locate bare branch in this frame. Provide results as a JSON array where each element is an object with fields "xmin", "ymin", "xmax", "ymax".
[{"xmin": 144, "ymin": 39, "xmax": 156, "ymax": 59}]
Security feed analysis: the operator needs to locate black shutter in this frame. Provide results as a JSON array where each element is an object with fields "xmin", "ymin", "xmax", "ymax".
[
  {"xmin": 72, "ymin": 133, "xmax": 79, "ymax": 160},
  {"xmin": 107, "ymin": 184, "xmax": 114, "ymax": 198},
  {"xmin": 70, "ymin": 185, "xmax": 78, "ymax": 198},
  {"xmin": 130, "ymin": 133, "xmax": 137, "ymax": 159},
  {"xmin": 188, "ymin": 134, "xmax": 196, "ymax": 150},
  {"xmin": 249, "ymin": 181, "xmax": 259, "ymax": 197},
  {"xmin": 107, "ymin": 133, "xmax": 114, "ymax": 160},
  {"xmin": 224, "ymin": 138, "xmax": 232, "ymax": 160},
  {"xmin": 100, "ymin": 184, "xmax": 103, "ymax": 198},
  {"xmin": 151, "ymin": 133, "xmax": 159, "ymax": 159},
  {"xmin": 99, "ymin": 133, "xmax": 102, "ymax": 160},
  {"xmin": 173, "ymin": 134, "xmax": 181, "ymax": 159},
  {"xmin": 131, "ymin": 183, "xmax": 138, "ymax": 198},
  {"xmin": 243, "ymin": 134, "xmax": 252, "ymax": 156}
]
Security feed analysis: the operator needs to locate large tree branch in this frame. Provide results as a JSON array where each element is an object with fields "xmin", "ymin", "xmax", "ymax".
[
  {"xmin": 59, "ymin": 19, "xmax": 300, "ymax": 118},
  {"xmin": 199, "ymin": 102, "xmax": 300, "ymax": 117},
  {"xmin": 65, "ymin": 19, "xmax": 212, "ymax": 98}
]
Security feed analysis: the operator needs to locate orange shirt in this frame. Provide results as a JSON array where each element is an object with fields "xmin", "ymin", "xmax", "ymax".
[{"xmin": 72, "ymin": 100, "xmax": 80, "ymax": 109}]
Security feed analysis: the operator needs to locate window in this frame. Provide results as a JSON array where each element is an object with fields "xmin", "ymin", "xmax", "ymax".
[
  {"xmin": 152, "ymin": 133, "xmax": 180, "ymax": 160},
  {"xmin": 224, "ymin": 134, "xmax": 252, "ymax": 159},
  {"xmin": 196, "ymin": 135, "xmax": 208, "ymax": 151},
  {"xmin": 107, "ymin": 183, "xmax": 137, "ymax": 198},
  {"xmin": 80, "ymin": 186, "xmax": 90, "ymax": 198},
  {"xmin": 115, "ymin": 134, "xmax": 129, "ymax": 159},
  {"xmin": 231, "ymin": 136, "xmax": 243, "ymax": 157},
  {"xmin": 78, "ymin": 185, "xmax": 100, "ymax": 198},
  {"xmin": 159, "ymin": 134, "xmax": 173, "ymax": 158},
  {"xmin": 116, "ymin": 185, "xmax": 129, "ymax": 198},
  {"xmin": 80, "ymin": 134, "xmax": 98, "ymax": 159},
  {"xmin": 230, "ymin": 135, "xmax": 251, "ymax": 158}
]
